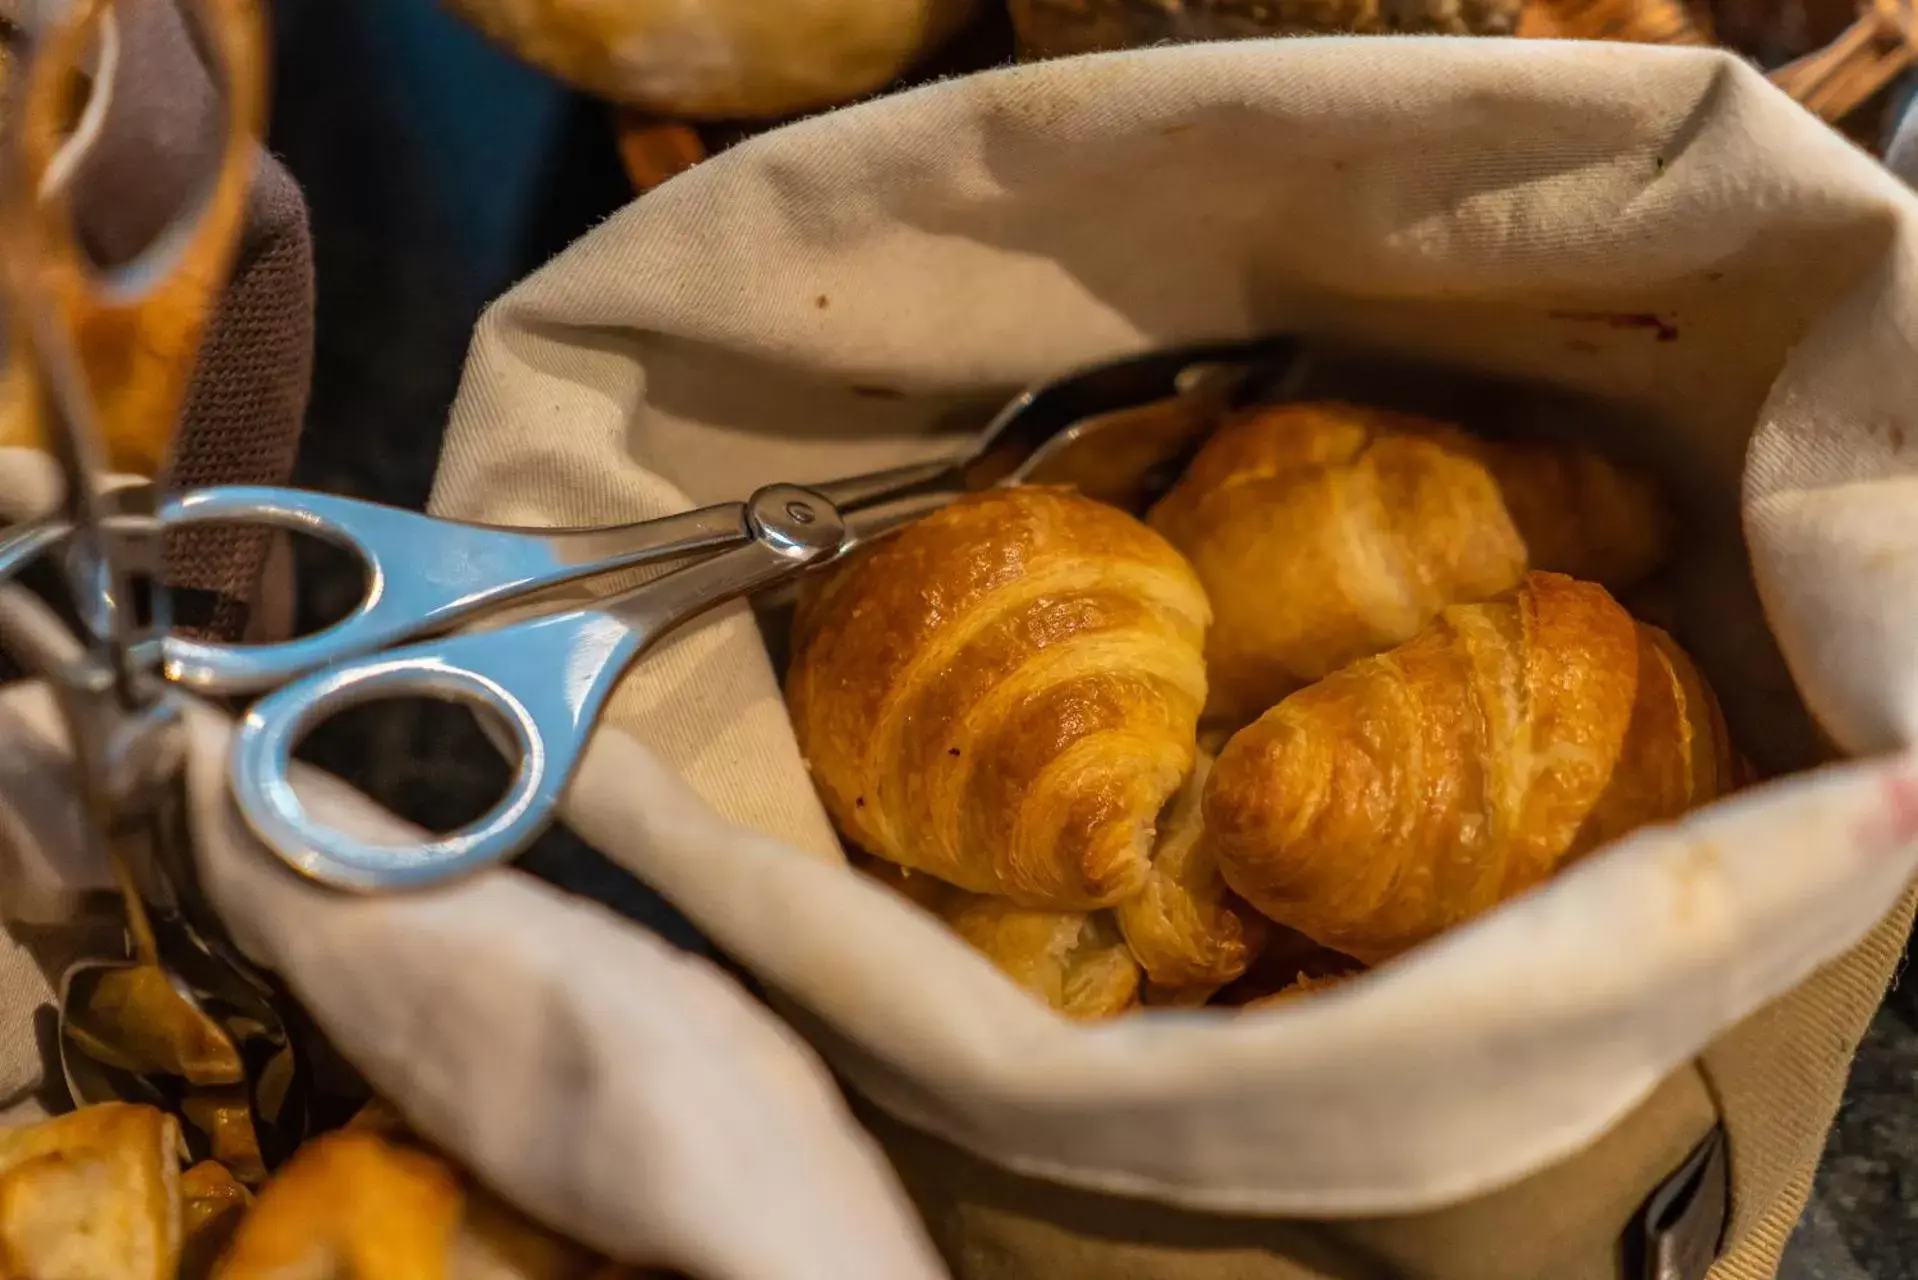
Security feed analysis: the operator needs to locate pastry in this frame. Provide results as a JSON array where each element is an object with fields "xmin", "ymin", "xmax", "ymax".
[
  {"xmin": 211, "ymin": 1131, "xmax": 462, "ymax": 1278},
  {"xmin": 1242, "ymin": 969, "xmax": 1362, "ymax": 1010},
  {"xmin": 855, "ymin": 855, "xmax": 1141, "ymax": 1019},
  {"xmin": 0, "ymin": 1104, "xmax": 644, "ymax": 1275},
  {"xmin": 0, "ymin": 1104, "xmax": 184, "ymax": 1280},
  {"xmin": 1205, "ymin": 573, "xmax": 1733, "ymax": 963},
  {"xmin": 439, "ymin": 0, "xmax": 977, "ymax": 118},
  {"xmin": 1147, "ymin": 401, "xmax": 1668, "ymax": 726},
  {"xmin": 944, "ymin": 898, "xmax": 1142, "ymax": 1020},
  {"xmin": 238, "ymin": 1105, "xmax": 643, "ymax": 1279},
  {"xmin": 1207, "ymin": 927, "xmax": 1364, "ymax": 1007},
  {"xmin": 1515, "ymin": 0, "xmax": 1708, "ymax": 42},
  {"xmin": 788, "ymin": 486, "xmax": 1211, "ymax": 910},
  {"xmin": 1115, "ymin": 750, "xmax": 1268, "ymax": 993},
  {"xmin": 1009, "ymin": 0, "xmax": 1524, "ymax": 59}
]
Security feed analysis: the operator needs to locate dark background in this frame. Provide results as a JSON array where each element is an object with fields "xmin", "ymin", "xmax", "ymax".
[{"xmin": 263, "ymin": 3, "xmax": 1913, "ymax": 1274}]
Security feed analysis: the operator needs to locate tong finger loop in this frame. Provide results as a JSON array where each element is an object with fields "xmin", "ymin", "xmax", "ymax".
[
  {"xmin": 162, "ymin": 488, "xmax": 752, "ymax": 694},
  {"xmin": 233, "ymin": 656, "xmax": 551, "ymax": 892}
]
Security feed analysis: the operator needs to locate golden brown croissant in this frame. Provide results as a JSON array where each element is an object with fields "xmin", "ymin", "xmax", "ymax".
[
  {"xmin": 1241, "ymin": 970, "xmax": 1364, "ymax": 1011},
  {"xmin": 211, "ymin": 1131, "xmax": 462, "ymax": 1278},
  {"xmin": 944, "ymin": 899, "xmax": 1142, "ymax": 1020},
  {"xmin": 1206, "ymin": 573, "xmax": 1733, "ymax": 964},
  {"xmin": 0, "ymin": 1104, "xmax": 183, "ymax": 1280},
  {"xmin": 788, "ymin": 487, "xmax": 1211, "ymax": 910},
  {"xmin": 1115, "ymin": 751, "xmax": 1268, "ymax": 993},
  {"xmin": 853, "ymin": 855, "xmax": 1141, "ymax": 1019},
  {"xmin": 1147, "ymin": 402, "xmax": 1669, "ymax": 726},
  {"xmin": 315, "ymin": 1102, "xmax": 651, "ymax": 1279}
]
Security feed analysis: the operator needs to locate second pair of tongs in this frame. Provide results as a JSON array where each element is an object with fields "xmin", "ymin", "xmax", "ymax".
[
  {"xmin": 192, "ymin": 336, "xmax": 1302, "ymax": 893},
  {"xmin": 0, "ymin": 0, "xmax": 313, "ymax": 1161}
]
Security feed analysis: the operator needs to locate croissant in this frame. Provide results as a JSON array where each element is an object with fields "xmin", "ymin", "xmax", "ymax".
[
  {"xmin": 1242, "ymin": 970, "xmax": 1363, "ymax": 1011},
  {"xmin": 945, "ymin": 900, "xmax": 1143, "ymax": 1020},
  {"xmin": 1147, "ymin": 402, "xmax": 1669, "ymax": 726},
  {"xmin": 1115, "ymin": 750, "xmax": 1269, "ymax": 993},
  {"xmin": 853, "ymin": 854, "xmax": 1142, "ymax": 1019},
  {"xmin": 0, "ymin": 1104, "xmax": 182, "ymax": 1280},
  {"xmin": 212, "ymin": 1131, "xmax": 461, "ymax": 1278},
  {"xmin": 1206, "ymin": 573, "xmax": 1734, "ymax": 964},
  {"xmin": 788, "ymin": 486, "xmax": 1211, "ymax": 909}
]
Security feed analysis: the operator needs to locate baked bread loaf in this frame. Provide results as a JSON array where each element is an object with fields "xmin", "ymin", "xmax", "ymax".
[
  {"xmin": 1205, "ymin": 572, "xmax": 1733, "ymax": 963},
  {"xmin": 1148, "ymin": 401, "xmax": 1669, "ymax": 726},
  {"xmin": 1114, "ymin": 750, "xmax": 1268, "ymax": 993},
  {"xmin": 440, "ymin": 0, "xmax": 977, "ymax": 118},
  {"xmin": 788, "ymin": 487, "xmax": 1211, "ymax": 910}
]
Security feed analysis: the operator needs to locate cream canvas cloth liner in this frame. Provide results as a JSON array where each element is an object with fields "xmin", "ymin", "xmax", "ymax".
[
  {"xmin": 0, "ymin": 682, "xmax": 946, "ymax": 1280},
  {"xmin": 429, "ymin": 33, "xmax": 1918, "ymax": 1229}
]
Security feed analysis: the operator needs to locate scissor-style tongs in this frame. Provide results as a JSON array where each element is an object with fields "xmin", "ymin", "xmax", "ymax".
[
  {"xmin": 0, "ymin": 0, "xmax": 263, "ymax": 873},
  {"xmin": 0, "ymin": 0, "xmax": 312, "ymax": 1159},
  {"xmin": 165, "ymin": 335, "xmax": 1302, "ymax": 893}
]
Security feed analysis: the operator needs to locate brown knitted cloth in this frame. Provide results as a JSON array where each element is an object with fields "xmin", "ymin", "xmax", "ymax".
[{"xmin": 58, "ymin": 0, "xmax": 314, "ymax": 642}]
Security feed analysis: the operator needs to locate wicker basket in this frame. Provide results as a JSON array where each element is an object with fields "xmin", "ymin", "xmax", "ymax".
[{"xmin": 1767, "ymin": 0, "xmax": 1918, "ymax": 139}]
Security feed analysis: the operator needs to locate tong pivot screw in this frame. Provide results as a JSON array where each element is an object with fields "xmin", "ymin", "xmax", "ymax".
[{"xmin": 747, "ymin": 485, "xmax": 844, "ymax": 558}]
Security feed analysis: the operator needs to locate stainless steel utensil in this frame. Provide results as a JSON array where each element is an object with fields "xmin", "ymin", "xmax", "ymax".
[
  {"xmin": 191, "ymin": 335, "xmax": 1299, "ymax": 893},
  {"xmin": 0, "ymin": 0, "xmax": 309, "ymax": 1159}
]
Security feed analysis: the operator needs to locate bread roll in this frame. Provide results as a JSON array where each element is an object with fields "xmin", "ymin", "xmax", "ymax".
[
  {"xmin": 441, "ymin": 0, "xmax": 977, "ymax": 118},
  {"xmin": 789, "ymin": 487, "xmax": 1211, "ymax": 910},
  {"xmin": 1148, "ymin": 402, "xmax": 1668, "ymax": 726},
  {"xmin": 1206, "ymin": 573, "xmax": 1733, "ymax": 963}
]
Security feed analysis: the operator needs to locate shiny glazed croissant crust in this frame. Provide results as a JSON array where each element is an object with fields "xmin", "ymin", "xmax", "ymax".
[
  {"xmin": 787, "ymin": 487, "xmax": 1211, "ymax": 909},
  {"xmin": 1206, "ymin": 573, "xmax": 1733, "ymax": 963},
  {"xmin": 1147, "ymin": 402, "xmax": 1669, "ymax": 725}
]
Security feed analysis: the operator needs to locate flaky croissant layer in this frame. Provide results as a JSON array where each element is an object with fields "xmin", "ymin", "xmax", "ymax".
[
  {"xmin": 788, "ymin": 487, "xmax": 1211, "ymax": 909},
  {"xmin": 1148, "ymin": 401, "xmax": 1669, "ymax": 726},
  {"xmin": 1116, "ymin": 750, "xmax": 1269, "ymax": 993},
  {"xmin": 1205, "ymin": 572, "xmax": 1733, "ymax": 963}
]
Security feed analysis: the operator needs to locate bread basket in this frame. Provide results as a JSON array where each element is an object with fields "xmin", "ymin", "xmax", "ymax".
[{"xmin": 430, "ymin": 36, "xmax": 1918, "ymax": 1280}]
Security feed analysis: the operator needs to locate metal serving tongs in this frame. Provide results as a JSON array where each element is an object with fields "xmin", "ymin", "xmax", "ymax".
[
  {"xmin": 0, "ymin": 0, "xmax": 311, "ymax": 1164},
  {"xmin": 186, "ymin": 334, "xmax": 1304, "ymax": 893}
]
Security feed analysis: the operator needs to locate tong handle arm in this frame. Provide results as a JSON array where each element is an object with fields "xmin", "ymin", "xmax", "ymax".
[
  {"xmin": 162, "ymin": 487, "xmax": 751, "ymax": 695},
  {"xmin": 229, "ymin": 485, "xmax": 845, "ymax": 890}
]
